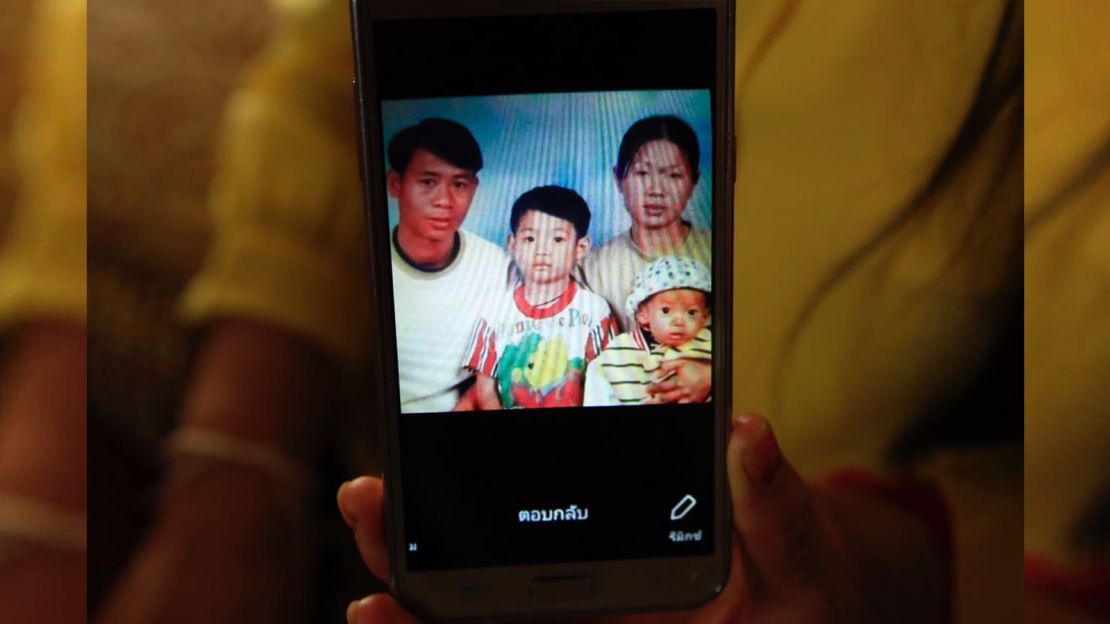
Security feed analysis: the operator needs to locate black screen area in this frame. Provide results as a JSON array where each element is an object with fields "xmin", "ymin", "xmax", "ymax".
[
  {"xmin": 400, "ymin": 406, "xmax": 715, "ymax": 570},
  {"xmin": 364, "ymin": 7, "xmax": 722, "ymax": 571},
  {"xmin": 372, "ymin": 9, "xmax": 716, "ymax": 99}
]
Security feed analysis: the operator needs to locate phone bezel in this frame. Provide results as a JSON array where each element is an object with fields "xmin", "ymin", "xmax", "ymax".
[{"xmin": 349, "ymin": 0, "xmax": 736, "ymax": 619}]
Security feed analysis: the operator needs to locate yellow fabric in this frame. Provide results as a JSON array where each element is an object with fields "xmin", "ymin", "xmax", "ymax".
[
  {"xmin": 732, "ymin": 0, "xmax": 1017, "ymax": 474},
  {"xmin": 181, "ymin": 1, "xmax": 1072, "ymax": 620},
  {"xmin": 0, "ymin": 0, "xmax": 87, "ymax": 331},
  {"xmin": 1024, "ymin": 0, "xmax": 1110, "ymax": 567},
  {"xmin": 731, "ymin": 4, "xmax": 1023, "ymax": 617},
  {"xmin": 178, "ymin": 0, "xmax": 370, "ymax": 363}
]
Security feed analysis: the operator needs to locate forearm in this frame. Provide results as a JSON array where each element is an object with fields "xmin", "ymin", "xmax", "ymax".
[
  {"xmin": 177, "ymin": 319, "xmax": 341, "ymax": 460},
  {"xmin": 0, "ymin": 322, "xmax": 87, "ymax": 512},
  {"xmin": 95, "ymin": 320, "xmax": 331, "ymax": 624}
]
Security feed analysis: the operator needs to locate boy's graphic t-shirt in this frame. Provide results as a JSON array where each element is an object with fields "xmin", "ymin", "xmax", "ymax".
[{"xmin": 463, "ymin": 281, "xmax": 618, "ymax": 409}]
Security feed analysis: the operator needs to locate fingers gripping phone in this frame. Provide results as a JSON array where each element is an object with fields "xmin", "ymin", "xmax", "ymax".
[{"xmin": 350, "ymin": 1, "xmax": 735, "ymax": 619}]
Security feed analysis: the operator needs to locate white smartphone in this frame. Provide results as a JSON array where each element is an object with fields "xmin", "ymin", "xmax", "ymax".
[{"xmin": 350, "ymin": 1, "xmax": 735, "ymax": 619}]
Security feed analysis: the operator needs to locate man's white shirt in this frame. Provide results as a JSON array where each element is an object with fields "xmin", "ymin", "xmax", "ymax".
[{"xmin": 391, "ymin": 229, "xmax": 512, "ymax": 413}]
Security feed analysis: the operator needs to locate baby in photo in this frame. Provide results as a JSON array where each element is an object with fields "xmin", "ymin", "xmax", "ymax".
[
  {"xmin": 459, "ymin": 186, "xmax": 618, "ymax": 410},
  {"xmin": 584, "ymin": 255, "xmax": 712, "ymax": 405}
]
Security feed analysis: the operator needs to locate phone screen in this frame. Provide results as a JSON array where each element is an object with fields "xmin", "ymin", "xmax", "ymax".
[{"xmin": 365, "ymin": 7, "xmax": 723, "ymax": 573}]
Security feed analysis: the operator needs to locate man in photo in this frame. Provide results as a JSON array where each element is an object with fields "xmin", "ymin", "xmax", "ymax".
[{"xmin": 387, "ymin": 118, "xmax": 513, "ymax": 413}]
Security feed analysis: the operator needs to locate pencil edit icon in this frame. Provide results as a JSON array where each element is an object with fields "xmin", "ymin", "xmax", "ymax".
[{"xmin": 670, "ymin": 495, "xmax": 697, "ymax": 521}]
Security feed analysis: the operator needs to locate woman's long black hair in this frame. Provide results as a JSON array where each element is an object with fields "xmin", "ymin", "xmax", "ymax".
[{"xmin": 773, "ymin": 3, "xmax": 1024, "ymax": 463}]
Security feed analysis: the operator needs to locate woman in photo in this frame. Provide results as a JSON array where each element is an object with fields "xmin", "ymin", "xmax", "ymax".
[{"xmin": 582, "ymin": 115, "xmax": 713, "ymax": 404}]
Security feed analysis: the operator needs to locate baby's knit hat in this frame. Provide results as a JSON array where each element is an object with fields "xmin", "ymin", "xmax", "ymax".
[{"xmin": 625, "ymin": 255, "xmax": 712, "ymax": 320}]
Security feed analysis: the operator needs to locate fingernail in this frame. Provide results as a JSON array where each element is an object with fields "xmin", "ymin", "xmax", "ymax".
[
  {"xmin": 734, "ymin": 414, "xmax": 781, "ymax": 486},
  {"xmin": 349, "ymin": 596, "xmax": 375, "ymax": 624},
  {"xmin": 338, "ymin": 481, "xmax": 354, "ymax": 527}
]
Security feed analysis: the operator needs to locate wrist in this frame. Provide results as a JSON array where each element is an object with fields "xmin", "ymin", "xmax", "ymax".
[
  {"xmin": 160, "ymin": 426, "xmax": 317, "ymax": 531},
  {"xmin": 0, "ymin": 494, "xmax": 86, "ymax": 567},
  {"xmin": 158, "ymin": 462, "xmax": 311, "ymax": 545}
]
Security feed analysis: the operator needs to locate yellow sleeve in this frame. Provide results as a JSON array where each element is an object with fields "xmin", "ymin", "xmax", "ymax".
[
  {"xmin": 178, "ymin": 0, "xmax": 372, "ymax": 365},
  {"xmin": 732, "ymin": 2, "xmax": 1025, "ymax": 621},
  {"xmin": 919, "ymin": 1, "xmax": 1110, "ymax": 619},
  {"xmin": 732, "ymin": 0, "xmax": 1019, "ymax": 474},
  {"xmin": 1024, "ymin": 0, "xmax": 1110, "ymax": 569},
  {"xmin": 0, "ymin": 0, "xmax": 87, "ymax": 331}
]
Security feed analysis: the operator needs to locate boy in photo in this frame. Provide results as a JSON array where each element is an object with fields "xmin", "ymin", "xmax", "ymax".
[
  {"xmin": 583, "ymin": 255, "xmax": 712, "ymax": 406},
  {"xmin": 459, "ymin": 186, "xmax": 618, "ymax": 410}
]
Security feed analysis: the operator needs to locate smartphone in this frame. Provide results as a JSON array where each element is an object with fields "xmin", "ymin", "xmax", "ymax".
[{"xmin": 350, "ymin": 1, "xmax": 735, "ymax": 619}]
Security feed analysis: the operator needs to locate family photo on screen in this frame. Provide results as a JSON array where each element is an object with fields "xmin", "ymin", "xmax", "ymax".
[{"xmin": 382, "ymin": 91, "xmax": 713, "ymax": 414}]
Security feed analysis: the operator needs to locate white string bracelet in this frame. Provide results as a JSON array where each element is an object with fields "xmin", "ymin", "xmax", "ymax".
[
  {"xmin": 161, "ymin": 428, "xmax": 316, "ymax": 527},
  {"xmin": 0, "ymin": 494, "xmax": 86, "ymax": 567}
]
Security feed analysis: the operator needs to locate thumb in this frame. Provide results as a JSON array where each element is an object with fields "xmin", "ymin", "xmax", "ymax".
[
  {"xmin": 348, "ymin": 594, "xmax": 421, "ymax": 624},
  {"xmin": 728, "ymin": 412, "xmax": 819, "ymax": 592}
]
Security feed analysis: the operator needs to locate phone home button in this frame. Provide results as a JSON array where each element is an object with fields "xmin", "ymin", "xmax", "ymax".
[{"xmin": 529, "ymin": 576, "xmax": 596, "ymax": 601}]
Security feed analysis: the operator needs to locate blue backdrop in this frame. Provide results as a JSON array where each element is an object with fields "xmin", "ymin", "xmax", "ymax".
[{"xmin": 381, "ymin": 90, "xmax": 712, "ymax": 249}]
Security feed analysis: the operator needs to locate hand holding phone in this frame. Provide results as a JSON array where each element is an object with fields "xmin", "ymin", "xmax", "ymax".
[{"xmin": 339, "ymin": 413, "xmax": 949, "ymax": 624}]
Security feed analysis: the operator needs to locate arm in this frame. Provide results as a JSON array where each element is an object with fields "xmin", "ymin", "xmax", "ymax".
[
  {"xmin": 174, "ymin": 320, "xmax": 338, "ymax": 455},
  {"xmin": 0, "ymin": 323, "xmax": 87, "ymax": 624},
  {"xmin": 582, "ymin": 357, "xmax": 619, "ymax": 406},
  {"xmin": 97, "ymin": 320, "xmax": 338, "ymax": 624},
  {"xmin": 458, "ymin": 319, "xmax": 499, "ymax": 411},
  {"xmin": 0, "ymin": 2, "xmax": 88, "ymax": 621},
  {"xmin": 0, "ymin": 324, "xmax": 87, "ymax": 510},
  {"xmin": 473, "ymin": 374, "xmax": 502, "ymax": 411},
  {"xmin": 648, "ymin": 358, "xmax": 712, "ymax": 404}
]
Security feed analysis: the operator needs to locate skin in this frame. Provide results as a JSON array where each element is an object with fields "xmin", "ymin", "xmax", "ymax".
[
  {"xmin": 635, "ymin": 289, "xmax": 710, "ymax": 349},
  {"xmin": 0, "ymin": 323, "xmax": 87, "ymax": 624},
  {"xmin": 96, "ymin": 321, "xmax": 338, "ymax": 624},
  {"xmin": 647, "ymin": 359, "xmax": 712, "ymax": 404},
  {"xmin": 467, "ymin": 375, "xmax": 502, "ymax": 411},
  {"xmin": 459, "ymin": 210, "xmax": 590, "ymax": 412},
  {"xmin": 99, "ymin": 149, "xmax": 480, "ymax": 623},
  {"xmin": 388, "ymin": 149, "xmax": 479, "ymax": 268},
  {"xmin": 617, "ymin": 139, "xmax": 695, "ymax": 254},
  {"xmin": 338, "ymin": 413, "xmax": 950, "ymax": 624},
  {"xmin": 508, "ymin": 210, "xmax": 590, "ymax": 307}
]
